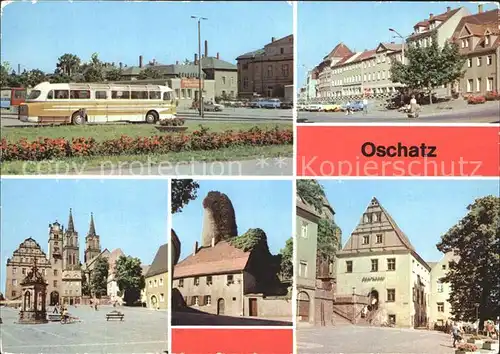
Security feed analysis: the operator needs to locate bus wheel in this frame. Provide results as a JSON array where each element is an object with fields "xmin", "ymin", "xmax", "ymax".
[
  {"xmin": 145, "ymin": 111, "xmax": 158, "ymax": 124},
  {"xmin": 72, "ymin": 111, "xmax": 86, "ymax": 125}
]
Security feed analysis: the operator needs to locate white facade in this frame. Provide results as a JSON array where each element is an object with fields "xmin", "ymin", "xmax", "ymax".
[{"xmin": 429, "ymin": 252, "xmax": 458, "ymax": 327}]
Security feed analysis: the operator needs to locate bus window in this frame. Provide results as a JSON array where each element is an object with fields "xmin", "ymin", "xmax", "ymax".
[
  {"xmin": 95, "ymin": 91, "xmax": 107, "ymax": 99},
  {"xmin": 27, "ymin": 90, "xmax": 41, "ymax": 100},
  {"xmin": 47, "ymin": 90, "xmax": 54, "ymax": 99},
  {"xmin": 149, "ymin": 91, "xmax": 161, "ymax": 100},
  {"xmin": 54, "ymin": 90, "xmax": 69, "ymax": 99},
  {"xmin": 70, "ymin": 90, "xmax": 91, "ymax": 99},
  {"xmin": 131, "ymin": 91, "xmax": 148, "ymax": 99},
  {"xmin": 14, "ymin": 90, "xmax": 26, "ymax": 99},
  {"xmin": 112, "ymin": 90, "xmax": 130, "ymax": 99},
  {"xmin": 163, "ymin": 92, "xmax": 171, "ymax": 100}
]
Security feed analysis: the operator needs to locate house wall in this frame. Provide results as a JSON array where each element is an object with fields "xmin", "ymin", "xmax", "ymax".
[
  {"xmin": 429, "ymin": 252, "xmax": 458, "ymax": 327},
  {"xmin": 460, "ymin": 52, "xmax": 498, "ymax": 95},
  {"xmin": 213, "ymin": 70, "xmax": 238, "ymax": 98},
  {"xmin": 242, "ymin": 295, "xmax": 292, "ymax": 318},
  {"xmin": 145, "ymin": 272, "xmax": 168, "ymax": 310}
]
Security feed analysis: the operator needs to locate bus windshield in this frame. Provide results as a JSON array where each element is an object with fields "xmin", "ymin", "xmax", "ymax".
[{"xmin": 27, "ymin": 90, "xmax": 41, "ymax": 100}]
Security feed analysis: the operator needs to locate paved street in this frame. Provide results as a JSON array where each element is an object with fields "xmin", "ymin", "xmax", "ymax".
[
  {"xmin": 0, "ymin": 306, "xmax": 168, "ymax": 354},
  {"xmin": 297, "ymin": 325, "xmax": 497, "ymax": 354},
  {"xmin": 80, "ymin": 157, "xmax": 293, "ymax": 176},
  {"xmin": 298, "ymin": 102, "xmax": 500, "ymax": 124}
]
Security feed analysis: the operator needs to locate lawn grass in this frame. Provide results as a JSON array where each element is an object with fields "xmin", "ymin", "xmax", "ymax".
[
  {"xmin": 1, "ymin": 121, "xmax": 292, "ymax": 142},
  {"xmin": 1, "ymin": 144, "xmax": 292, "ymax": 175}
]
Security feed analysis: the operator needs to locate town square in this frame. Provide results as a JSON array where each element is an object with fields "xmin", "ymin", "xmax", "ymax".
[{"xmin": 0, "ymin": 179, "xmax": 169, "ymax": 353}]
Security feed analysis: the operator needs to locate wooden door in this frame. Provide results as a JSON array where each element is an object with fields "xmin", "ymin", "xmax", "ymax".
[
  {"xmin": 217, "ymin": 298, "xmax": 225, "ymax": 315},
  {"xmin": 249, "ymin": 298, "xmax": 258, "ymax": 317}
]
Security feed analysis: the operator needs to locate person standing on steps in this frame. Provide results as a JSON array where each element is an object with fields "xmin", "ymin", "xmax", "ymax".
[{"xmin": 451, "ymin": 322, "xmax": 462, "ymax": 348}]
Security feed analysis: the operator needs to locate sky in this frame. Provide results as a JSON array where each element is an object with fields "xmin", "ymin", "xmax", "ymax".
[
  {"xmin": 1, "ymin": 1, "xmax": 292, "ymax": 73},
  {"xmin": 298, "ymin": 1, "xmax": 499, "ymax": 87},
  {"xmin": 318, "ymin": 179, "xmax": 499, "ymax": 262},
  {"xmin": 173, "ymin": 180, "xmax": 292, "ymax": 260},
  {"xmin": 0, "ymin": 178, "xmax": 169, "ymax": 294}
]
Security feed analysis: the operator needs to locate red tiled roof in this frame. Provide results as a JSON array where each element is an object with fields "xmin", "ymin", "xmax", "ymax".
[
  {"xmin": 413, "ymin": 7, "xmax": 461, "ymax": 29},
  {"xmin": 452, "ymin": 9, "xmax": 500, "ymax": 52},
  {"xmin": 173, "ymin": 240, "xmax": 250, "ymax": 278},
  {"xmin": 325, "ymin": 43, "xmax": 354, "ymax": 60}
]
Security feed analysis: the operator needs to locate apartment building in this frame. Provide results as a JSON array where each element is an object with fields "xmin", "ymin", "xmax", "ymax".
[
  {"xmin": 429, "ymin": 252, "xmax": 459, "ymax": 328},
  {"xmin": 317, "ymin": 43, "xmax": 354, "ymax": 98},
  {"xmin": 451, "ymin": 6, "xmax": 500, "ymax": 95}
]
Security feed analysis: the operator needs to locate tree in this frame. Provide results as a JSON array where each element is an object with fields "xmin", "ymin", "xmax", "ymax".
[
  {"xmin": 279, "ymin": 237, "xmax": 293, "ymax": 280},
  {"xmin": 171, "ymin": 179, "xmax": 200, "ymax": 213},
  {"xmin": 436, "ymin": 196, "xmax": 500, "ymax": 327},
  {"xmin": 19, "ymin": 69, "xmax": 47, "ymax": 88},
  {"xmin": 114, "ymin": 255, "xmax": 146, "ymax": 306},
  {"xmin": 82, "ymin": 53, "xmax": 105, "ymax": 83},
  {"xmin": 296, "ymin": 179, "xmax": 326, "ymax": 212},
  {"xmin": 81, "ymin": 273, "xmax": 91, "ymax": 296},
  {"xmin": 90, "ymin": 257, "xmax": 109, "ymax": 298},
  {"xmin": 138, "ymin": 67, "xmax": 162, "ymax": 80},
  {"xmin": 390, "ymin": 32, "xmax": 466, "ymax": 104},
  {"xmin": 105, "ymin": 67, "xmax": 123, "ymax": 82},
  {"xmin": 56, "ymin": 53, "xmax": 81, "ymax": 77},
  {"xmin": 317, "ymin": 218, "xmax": 341, "ymax": 260},
  {"xmin": 1, "ymin": 62, "xmax": 11, "ymax": 87}
]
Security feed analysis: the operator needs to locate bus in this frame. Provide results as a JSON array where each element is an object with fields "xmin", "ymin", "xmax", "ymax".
[
  {"xmin": 19, "ymin": 82, "xmax": 177, "ymax": 124},
  {"xmin": 1, "ymin": 87, "xmax": 28, "ymax": 109}
]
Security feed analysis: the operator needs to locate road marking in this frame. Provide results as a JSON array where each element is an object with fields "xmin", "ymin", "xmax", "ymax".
[{"xmin": 3, "ymin": 340, "xmax": 168, "ymax": 349}]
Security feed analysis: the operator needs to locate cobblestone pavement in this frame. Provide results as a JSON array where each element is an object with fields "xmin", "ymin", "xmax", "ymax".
[
  {"xmin": 0, "ymin": 305, "xmax": 168, "ymax": 354},
  {"xmin": 297, "ymin": 325, "xmax": 461, "ymax": 354}
]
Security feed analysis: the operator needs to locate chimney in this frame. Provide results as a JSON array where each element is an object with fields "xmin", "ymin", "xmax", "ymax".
[
  {"xmin": 176, "ymin": 60, "xmax": 179, "ymax": 65},
  {"xmin": 17, "ymin": 64, "xmax": 21, "ymax": 74},
  {"xmin": 194, "ymin": 53, "xmax": 198, "ymax": 65},
  {"xmin": 119, "ymin": 62, "xmax": 123, "ymax": 69},
  {"xmin": 139, "ymin": 55, "xmax": 143, "ymax": 68},
  {"xmin": 204, "ymin": 40, "xmax": 208, "ymax": 58},
  {"xmin": 446, "ymin": 6, "xmax": 451, "ymax": 12},
  {"xmin": 478, "ymin": 4, "xmax": 483, "ymax": 13},
  {"xmin": 211, "ymin": 237, "xmax": 215, "ymax": 247},
  {"xmin": 271, "ymin": 37, "xmax": 276, "ymax": 42},
  {"xmin": 216, "ymin": 52, "xmax": 220, "ymax": 59},
  {"xmin": 193, "ymin": 241, "xmax": 198, "ymax": 256}
]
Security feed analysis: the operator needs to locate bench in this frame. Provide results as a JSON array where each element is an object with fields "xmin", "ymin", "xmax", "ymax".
[
  {"xmin": 47, "ymin": 314, "xmax": 62, "ymax": 322},
  {"xmin": 106, "ymin": 312, "xmax": 124, "ymax": 321}
]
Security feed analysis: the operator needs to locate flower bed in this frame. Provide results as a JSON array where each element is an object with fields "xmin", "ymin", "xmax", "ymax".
[
  {"xmin": 159, "ymin": 117, "xmax": 185, "ymax": 126},
  {"xmin": 467, "ymin": 95, "xmax": 486, "ymax": 104},
  {"xmin": 485, "ymin": 90, "xmax": 500, "ymax": 101},
  {"xmin": 0, "ymin": 126, "xmax": 293, "ymax": 162},
  {"xmin": 456, "ymin": 342, "xmax": 479, "ymax": 354}
]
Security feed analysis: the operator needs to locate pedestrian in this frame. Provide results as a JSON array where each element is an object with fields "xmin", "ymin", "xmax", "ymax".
[
  {"xmin": 451, "ymin": 322, "xmax": 462, "ymax": 348},
  {"xmin": 53, "ymin": 303, "xmax": 59, "ymax": 314},
  {"xmin": 363, "ymin": 97, "xmax": 368, "ymax": 115}
]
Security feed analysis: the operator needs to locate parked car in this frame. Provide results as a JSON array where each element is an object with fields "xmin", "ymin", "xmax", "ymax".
[
  {"xmin": 306, "ymin": 104, "xmax": 322, "ymax": 112},
  {"xmin": 280, "ymin": 101, "xmax": 293, "ymax": 109},
  {"xmin": 204, "ymin": 103, "xmax": 224, "ymax": 112},
  {"xmin": 321, "ymin": 103, "xmax": 342, "ymax": 112},
  {"xmin": 249, "ymin": 99, "xmax": 265, "ymax": 108},
  {"xmin": 342, "ymin": 101, "xmax": 364, "ymax": 112},
  {"xmin": 260, "ymin": 98, "xmax": 281, "ymax": 109}
]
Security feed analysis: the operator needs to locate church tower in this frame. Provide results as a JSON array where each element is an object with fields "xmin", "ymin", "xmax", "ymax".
[
  {"xmin": 62, "ymin": 208, "xmax": 80, "ymax": 270},
  {"xmin": 84, "ymin": 213, "xmax": 101, "ymax": 264},
  {"xmin": 48, "ymin": 220, "xmax": 63, "ymax": 260}
]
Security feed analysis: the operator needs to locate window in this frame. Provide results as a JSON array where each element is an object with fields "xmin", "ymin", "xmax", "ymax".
[
  {"xmin": 437, "ymin": 281, "xmax": 443, "ymax": 293},
  {"xmin": 487, "ymin": 55, "xmax": 492, "ymax": 65},
  {"xmin": 194, "ymin": 296, "xmax": 199, "ymax": 306},
  {"xmin": 70, "ymin": 90, "xmax": 90, "ymax": 99},
  {"xmin": 282, "ymin": 64, "xmax": 289, "ymax": 77},
  {"xmin": 230, "ymin": 77, "xmax": 234, "ymax": 85},
  {"xmin": 206, "ymin": 276, "xmax": 213, "ymax": 285},
  {"xmin": 376, "ymin": 234, "xmax": 383, "ymax": 243},
  {"xmin": 487, "ymin": 78, "xmax": 493, "ymax": 91},
  {"xmin": 476, "ymin": 78, "xmax": 482, "ymax": 92},
  {"xmin": 53, "ymin": 280, "xmax": 58, "ymax": 287},
  {"xmin": 388, "ymin": 314, "xmax": 396, "ymax": 324},
  {"xmin": 154, "ymin": 279, "xmax": 157, "ymax": 287},
  {"xmin": 194, "ymin": 277, "xmax": 200, "ymax": 286},
  {"xmin": 181, "ymin": 89, "xmax": 186, "ymax": 99},
  {"xmin": 467, "ymin": 79, "xmax": 473, "ymax": 93},
  {"xmin": 243, "ymin": 77, "xmax": 248, "ymax": 89},
  {"xmin": 131, "ymin": 91, "xmax": 148, "ymax": 99},
  {"xmin": 299, "ymin": 261, "xmax": 308, "ymax": 277},
  {"xmin": 242, "ymin": 63, "xmax": 249, "ymax": 70},
  {"xmin": 187, "ymin": 89, "xmax": 192, "ymax": 99},
  {"xmin": 11, "ymin": 291, "xmax": 16, "ymax": 297},
  {"xmin": 174, "ymin": 89, "xmax": 180, "ymax": 99},
  {"xmin": 346, "ymin": 261, "xmax": 353, "ymax": 273},
  {"xmin": 160, "ymin": 293, "xmax": 165, "ymax": 302},
  {"xmin": 111, "ymin": 90, "xmax": 130, "ymax": 99},
  {"xmin": 461, "ymin": 39, "xmax": 466, "ymax": 48},
  {"xmin": 22, "ymin": 268, "xmax": 26, "ymax": 275},
  {"xmin": 371, "ymin": 259, "xmax": 378, "ymax": 272},
  {"xmin": 382, "ymin": 71, "xmax": 385, "ymax": 80},
  {"xmin": 54, "ymin": 90, "xmax": 69, "ymax": 99},
  {"xmin": 301, "ymin": 221, "xmax": 308, "ymax": 238},
  {"xmin": 227, "ymin": 274, "xmax": 234, "ymax": 285},
  {"xmin": 267, "ymin": 65, "xmax": 273, "ymax": 78},
  {"xmin": 437, "ymin": 302, "xmax": 444, "ymax": 312},
  {"xmin": 206, "ymin": 295, "xmax": 212, "ymax": 305},
  {"xmin": 477, "ymin": 57, "xmax": 482, "ymax": 67},
  {"xmin": 178, "ymin": 279, "xmax": 184, "ymax": 288},
  {"xmin": 149, "ymin": 91, "xmax": 161, "ymax": 99},
  {"xmin": 467, "ymin": 58, "xmax": 472, "ymax": 68},
  {"xmin": 387, "ymin": 289, "xmax": 396, "ymax": 302},
  {"xmin": 280, "ymin": 47, "xmax": 284, "ymax": 54},
  {"xmin": 159, "ymin": 278, "xmax": 163, "ymax": 286},
  {"xmin": 54, "ymin": 269, "xmax": 58, "ymax": 276},
  {"xmin": 222, "ymin": 76, "xmax": 226, "ymax": 85},
  {"xmin": 12, "ymin": 267, "xmax": 16, "ymax": 274},
  {"xmin": 12, "ymin": 279, "xmax": 17, "ymax": 286},
  {"xmin": 362, "ymin": 235, "xmax": 369, "ymax": 244},
  {"xmin": 149, "ymin": 280, "xmax": 153, "ymax": 288},
  {"xmin": 387, "ymin": 258, "xmax": 396, "ymax": 271}
]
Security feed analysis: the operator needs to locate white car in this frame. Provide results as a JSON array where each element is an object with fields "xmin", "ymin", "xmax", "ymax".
[{"xmin": 306, "ymin": 104, "xmax": 322, "ymax": 112}]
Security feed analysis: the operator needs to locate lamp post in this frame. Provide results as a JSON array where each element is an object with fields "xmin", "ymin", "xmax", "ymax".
[
  {"xmin": 191, "ymin": 16, "xmax": 208, "ymax": 118},
  {"xmin": 389, "ymin": 28, "xmax": 405, "ymax": 65},
  {"xmin": 475, "ymin": 303, "xmax": 480, "ymax": 335}
]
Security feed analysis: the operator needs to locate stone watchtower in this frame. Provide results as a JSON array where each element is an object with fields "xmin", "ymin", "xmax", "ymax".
[
  {"xmin": 84, "ymin": 213, "xmax": 101, "ymax": 263},
  {"xmin": 201, "ymin": 191, "xmax": 238, "ymax": 247},
  {"xmin": 63, "ymin": 208, "xmax": 80, "ymax": 270}
]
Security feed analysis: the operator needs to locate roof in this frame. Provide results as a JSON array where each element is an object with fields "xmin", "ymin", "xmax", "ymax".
[
  {"xmin": 427, "ymin": 261, "xmax": 438, "ymax": 269},
  {"xmin": 324, "ymin": 43, "xmax": 354, "ymax": 60},
  {"xmin": 83, "ymin": 248, "xmax": 110, "ymax": 270},
  {"xmin": 201, "ymin": 57, "xmax": 237, "ymax": 71},
  {"xmin": 173, "ymin": 240, "xmax": 250, "ymax": 279},
  {"xmin": 236, "ymin": 49, "xmax": 266, "ymax": 60},
  {"xmin": 409, "ymin": 7, "xmax": 462, "ymax": 39},
  {"xmin": 141, "ymin": 264, "xmax": 150, "ymax": 276},
  {"xmin": 374, "ymin": 198, "xmax": 416, "ymax": 252},
  {"xmin": 378, "ymin": 42, "xmax": 404, "ymax": 52},
  {"xmin": 145, "ymin": 243, "xmax": 168, "ymax": 278},
  {"xmin": 296, "ymin": 194, "xmax": 322, "ymax": 219},
  {"xmin": 452, "ymin": 9, "xmax": 500, "ymax": 52}
]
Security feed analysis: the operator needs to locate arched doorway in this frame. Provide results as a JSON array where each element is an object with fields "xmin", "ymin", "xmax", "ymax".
[
  {"xmin": 217, "ymin": 298, "xmax": 225, "ymax": 315},
  {"xmin": 297, "ymin": 291, "xmax": 310, "ymax": 322},
  {"xmin": 24, "ymin": 291, "xmax": 32, "ymax": 310},
  {"xmin": 367, "ymin": 289, "xmax": 379, "ymax": 311},
  {"xmin": 150, "ymin": 295, "xmax": 158, "ymax": 309}
]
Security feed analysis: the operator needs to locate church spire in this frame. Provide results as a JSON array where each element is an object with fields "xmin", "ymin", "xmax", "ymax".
[
  {"xmin": 88, "ymin": 212, "xmax": 96, "ymax": 236},
  {"xmin": 67, "ymin": 208, "xmax": 75, "ymax": 232}
]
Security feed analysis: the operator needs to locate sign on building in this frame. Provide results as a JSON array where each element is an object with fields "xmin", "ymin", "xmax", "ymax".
[{"xmin": 181, "ymin": 79, "xmax": 201, "ymax": 89}]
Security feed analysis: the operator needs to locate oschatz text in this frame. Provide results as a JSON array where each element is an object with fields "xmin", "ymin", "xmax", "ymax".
[{"xmin": 361, "ymin": 142, "xmax": 438, "ymax": 158}]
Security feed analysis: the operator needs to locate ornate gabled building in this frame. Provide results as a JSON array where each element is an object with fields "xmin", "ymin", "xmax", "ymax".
[{"xmin": 5, "ymin": 209, "xmax": 103, "ymax": 306}]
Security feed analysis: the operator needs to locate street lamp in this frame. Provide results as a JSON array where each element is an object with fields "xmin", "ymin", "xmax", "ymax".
[
  {"xmin": 475, "ymin": 303, "xmax": 480, "ymax": 335},
  {"xmin": 389, "ymin": 28, "xmax": 405, "ymax": 65},
  {"xmin": 191, "ymin": 16, "xmax": 208, "ymax": 118}
]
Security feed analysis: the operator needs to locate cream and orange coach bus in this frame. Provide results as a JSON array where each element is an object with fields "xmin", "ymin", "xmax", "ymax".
[{"xmin": 19, "ymin": 82, "xmax": 177, "ymax": 124}]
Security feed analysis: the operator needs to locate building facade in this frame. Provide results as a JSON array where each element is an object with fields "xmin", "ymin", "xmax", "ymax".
[
  {"xmin": 429, "ymin": 252, "xmax": 459, "ymax": 328},
  {"xmin": 335, "ymin": 197, "xmax": 432, "ymax": 328},
  {"xmin": 145, "ymin": 243, "xmax": 168, "ymax": 310},
  {"xmin": 236, "ymin": 35, "xmax": 293, "ymax": 99}
]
